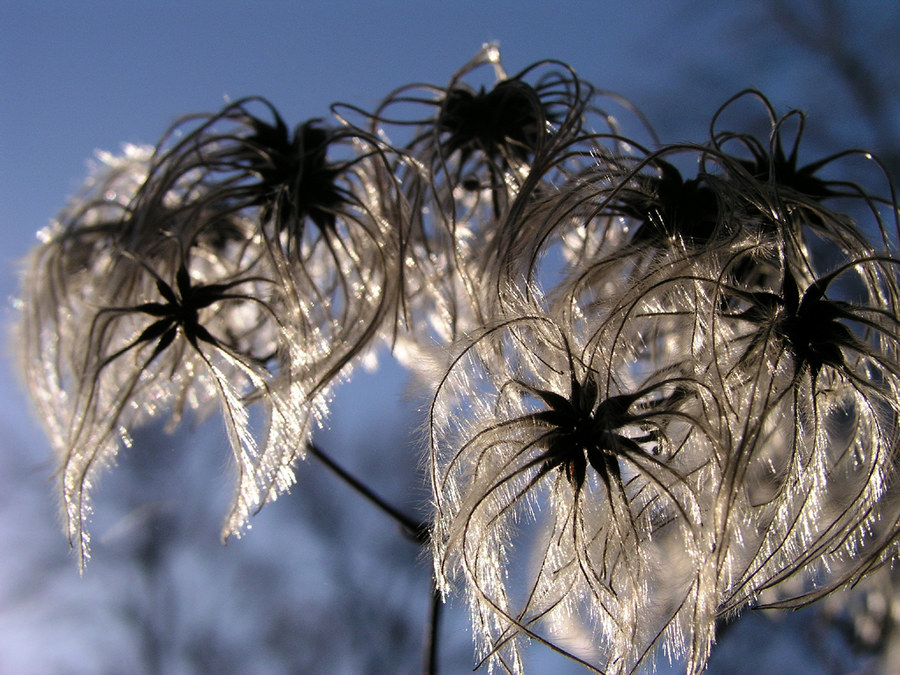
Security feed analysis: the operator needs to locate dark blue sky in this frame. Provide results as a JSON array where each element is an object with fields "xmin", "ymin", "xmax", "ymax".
[
  {"xmin": 3, "ymin": 1, "xmax": 895, "ymax": 290},
  {"xmin": 1, "ymin": 0, "xmax": 769, "ymax": 437},
  {"xmin": 5, "ymin": 1, "xmax": 894, "ymax": 281}
]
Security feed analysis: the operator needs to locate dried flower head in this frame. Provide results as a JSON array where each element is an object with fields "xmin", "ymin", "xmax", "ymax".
[{"xmin": 430, "ymin": 302, "xmax": 724, "ymax": 672}]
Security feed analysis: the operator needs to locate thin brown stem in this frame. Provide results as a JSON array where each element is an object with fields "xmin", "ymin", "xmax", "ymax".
[
  {"xmin": 305, "ymin": 441, "xmax": 429, "ymax": 544},
  {"xmin": 422, "ymin": 580, "xmax": 442, "ymax": 675}
]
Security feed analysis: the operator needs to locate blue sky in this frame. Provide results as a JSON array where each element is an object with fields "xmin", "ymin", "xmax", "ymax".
[
  {"xmin": 3, "ymin": 1, "xmax": 894, "ymax": 290},
  {"xmin": 1, "ymin": 0, "xmax": 767, "ymax": 466},
  {"xmin": 5, "ymin": 0, "xmax": 892, "ymax": 278},
  {"xmin": 1, "ymin": 2, "xmax": 898, "ymax": 671}
]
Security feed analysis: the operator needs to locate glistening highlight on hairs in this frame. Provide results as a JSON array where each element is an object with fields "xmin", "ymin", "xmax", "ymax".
[{"xmin": 15, "ymin": 44, "xmax": 900, "ymax": 674}]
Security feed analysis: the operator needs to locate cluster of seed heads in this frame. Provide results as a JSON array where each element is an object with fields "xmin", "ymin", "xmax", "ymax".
[{"xmin": 16, "ymin": 45, "xmax": 900, "ymax": 673}]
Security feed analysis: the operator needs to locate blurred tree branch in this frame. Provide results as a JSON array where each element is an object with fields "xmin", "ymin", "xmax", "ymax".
[{"xmin": 768, "ymin": 0, "xmax": 900, "ymax": 176}]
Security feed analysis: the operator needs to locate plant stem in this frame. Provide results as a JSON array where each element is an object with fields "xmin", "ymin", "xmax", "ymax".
[
  {"xmin": 306, "ymin": 440, "xmax": 438, "ymax": 672},
  {"xmin": 422, "ymin": 581, "xmax": 442, "ymax": 675},
  {"xmin": 305, "ymin": 441, "xmax": 429, "ymax": 543}
]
